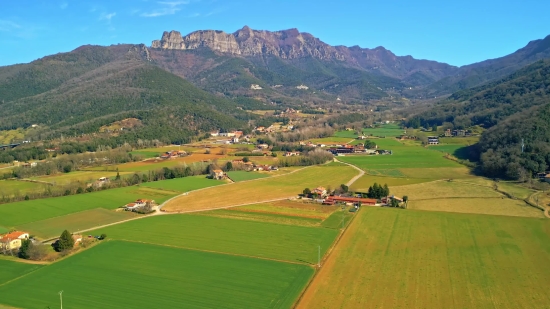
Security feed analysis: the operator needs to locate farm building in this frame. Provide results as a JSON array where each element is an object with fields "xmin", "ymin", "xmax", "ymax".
[
  {"xmin": 285, "ymin": 152, "xmax": 300, "ymax": 157},
  {"xmin": 124, "ymin": 199, "xmax": 155, "ymax": 211},
  {"xmin": 313, "ymin": 187, "xmax": 328, "ymax": 197},
  {"xmin": 427, "ymin": 136, "xmax": 439, "ymax": 145},
  {"xmin": 0, "ymin": 231, "xmax": 30, "ymax": 250},
  {"xmin": 325, "ymin": 196, "xmax": 377, "ymax": 206},
  {"xmin": 72, "ymin": 235, "xmax": 83, "ymax": 247},
  {"xmin": 211, "ymin": 169, "xmax": 225, "ymax": 180}
]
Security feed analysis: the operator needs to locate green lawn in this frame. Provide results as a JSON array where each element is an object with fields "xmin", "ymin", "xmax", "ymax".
[
  {"xmin": 0, "ymin": 259, "xmax": 42, "ymax": 284},
  {"xmin": 0, "ymin": 185, "xmax": 177, "ymax": 227},
  {"xmin": 141, "ymin": 175, "xmax": 224, "ymax": 192},
  {"xmin": 362, "ymin": 124, "xmax": 404, "ymax": 137},
  {"xmin": 16, "ymin": 208, "xmax": 137, "ymax": 239},
  {"xmin": 129, "ymin": 150, "xmax": 160, "ymax": 158},
  {"xmin": 226, "ymin": 171, "xmax": 270, "ymax": 182},
  {"xmin": 299, "ymin": 207, "xmax": 550, "ymax": 308},
  {"xmin": 0, "ymin": 180, "xmax": 48, "ymax": 196},
  {"xmin": 333, "ymin": 130, "xmax": 358, "ymax": 138},
  {"xmin": 0, "ymin": 226, "xmax": 9, "ymax": 234},
  {"xmin": 338, "ymin": 138, "xmax": 461, "ymax": 170},
  {"xmin": 0, "ymin": 241, "xmax": 313, "ymax": 309},
  {"xmin": 90, "ymin": 214, "xmax": 338, "ymax": 264}
]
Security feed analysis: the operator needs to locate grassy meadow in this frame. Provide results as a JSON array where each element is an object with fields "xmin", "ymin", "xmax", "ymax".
[
  {"xmin": 226, "ymin": 171, "xmax": 270, "ymax": 182},
  {"xmin": 29, "ymin": 171, "xmax": 129, "ymax": 185},
  {"xmin": 0, "ymin": 241, "xmax": 313, "ymax": 309},
  {"xmin": 163, "ymin": 164, "xmax": 358, "ymax": 212},
  {"xmin": 16, "ymin": 208, "xmax": 138, "ymax": 239},
  {"xmin": 0, "ymin": 259, "xmax": 42, "ymax": 284},
  {"xmin": 298, "ymin": 207, "xmax": 550, "ymax": 309},
  {"xmin": 90, "ymin": 214, "xmax": 338, "ymax": 264},
  {"xmin": 0, "ymin": 185, "xmax": 177, "ymax": 228},
  {"xmin": 0, "ymin": 180, "xmax": 49, "ymax": 196}
]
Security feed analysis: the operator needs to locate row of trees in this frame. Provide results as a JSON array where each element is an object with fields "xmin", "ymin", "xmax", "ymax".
[
  {"xmin": 366, "ymin": 183, "xmax": 390, "ymax": 199},
  {"xmin": 279, "ymin": 148, "xmax": 334, "ymax": 167}
]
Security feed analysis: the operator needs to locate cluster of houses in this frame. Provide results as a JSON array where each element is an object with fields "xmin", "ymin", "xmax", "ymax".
[
  {"xmin": 210, "ymin": 161, "xmax": 279, "ymax": 180},
  {"xmin": 305, "ymin": 186, "xmax": 403, "ymax": 207},
  {"xmin": 123, "ymin": 199, "xmax": 156, "ymax": 212},
  {"xmin": 211, "ymin": 131, "xmax": 246, "ymax": 144},
  {"xmin": 160, "ymin": 150, "xmax": 187, "ymax": 159},
  {"xmin": 444, "ymin": 129, "xmax": 470, "ymax": 137}
]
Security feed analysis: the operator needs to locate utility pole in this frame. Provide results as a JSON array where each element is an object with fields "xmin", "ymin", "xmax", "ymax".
[
  {"xmin": 318, "ymin": 245, "xmax": 321, "ymax": 268},
  {"xmin": 59, "ymin": 290, "xmax": 63, "ymax": 309}
]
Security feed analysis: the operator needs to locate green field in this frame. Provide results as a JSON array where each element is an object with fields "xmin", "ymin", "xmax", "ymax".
[
  {"xmin": 333, "ymin": 130, "xmax": 358, "ymax": 138},
  {"xmin": 298, "ymin": 207, "xmax": 550, "ymax": 308},
  {"xmin": 226, "ymin": 171, "xmax": 270, "ymax": 182},
  {"xmin": 29, "ymin": 171, "xmax": 129, "ymax": 185},
  {"xmin": 90, "ymin": 214, "xmax": 338, "ymax": 264},
  {"xmin": 0, "ymin": 180, "xmax": 49, "ymax": 196},
  {"xmin": 0, "ymin": 186, "xmax": 177, "ymax": 227},
  {"xmin": 320, "ymin": 209, "xmax": 354, "ymax": 229},
  {"xmin": 140, "ymin": 175, "xmax": 224, "ymax": 192},
  {"xmin": 338, "ymin": 138, "xmax": 461, "ymax": 170},
  {"xmin": 201, "ymin": 209, "xmax": 324, "ymax": 227},
  {"xmin": 16, "ymin": 208, "xmax": 137, "ymax": 239},
  {"xmin": 129, "ymin": 150, "xmax": 160, "ymax": 158},
  {"xmin": 362, "ymin": 124, "xmax": 403, "ymax": 137},
  {"xmin": 0, "ymin": 226, "xmax": 8, "ymax": 234},
  {"xmin": 0, "ymin": 241, "xmax": 313, "ymax": 309},
  {"xmin": 0, "ymin": 259, "xmax": 42, "ymax": 284}
]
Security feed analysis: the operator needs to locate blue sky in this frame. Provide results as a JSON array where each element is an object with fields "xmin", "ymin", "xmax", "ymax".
[{"xmin": 1, "ymin": 0, "xmax": 549, "ymax": 67}]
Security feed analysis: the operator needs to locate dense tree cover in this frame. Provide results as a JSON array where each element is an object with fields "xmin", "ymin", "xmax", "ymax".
[
  {"xmin": 0, "ymin": 45, "xmax": 247, "ymax": 145},
  {"xmin": 278, "ymin": 148, "xmax": 334, "ymax": 167},
  {"xmin": 0, "ymin": 146, "xmax": 48, "ymax": 163},
  {"xmin": 366, "ymin": 183, "xmax": 390, "ymax": 199},
  {"xmin": 407, "ymin": 60, "xmax": 550, "ymax": 129},
  {"xmin": 478, "ymin": 103, "xmax": 550, "ymax": 179},
  {"xmin": 54, "ymin": 230, "xmax": 75, "ymax": 252}
]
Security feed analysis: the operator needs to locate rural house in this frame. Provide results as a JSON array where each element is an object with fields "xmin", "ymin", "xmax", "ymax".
[
  {"xmin": 211, "ymin": 169, "xmax": 225, "ymax": 180},
  {"xmin": 0, "ymin": 231, "xmax": 30, "ymax": 250},
  {"xmin": 313, "ymin": 187, "xmax": 328, "ymax": 197},
  {"xmin": 427, "ymin": 136, "xmax": 439, "ymax": 145}
]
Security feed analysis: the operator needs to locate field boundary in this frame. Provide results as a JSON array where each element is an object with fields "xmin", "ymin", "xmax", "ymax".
[{"xmin": 292, "ymin": 208, "xmax": 361, "ymax": 308}]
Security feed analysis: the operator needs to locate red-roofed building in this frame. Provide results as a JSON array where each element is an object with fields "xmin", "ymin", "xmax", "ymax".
[{"xmin": 326, "ymin": 196, "xmax": 377, "ymax": 205}]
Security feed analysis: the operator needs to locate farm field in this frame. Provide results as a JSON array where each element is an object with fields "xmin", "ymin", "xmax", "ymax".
[
  {"xmin": 350, "ymin": 174, "xmax": 432, "ymax": 191},
  {"xmin": 234, "ymin": 201, "xmax": 337, "ymax": 219},
  {"xmin": 16, "ymin": 208, "xmax": 138, "ymax": 239},
  {"xmin": 85, "ymin": 153, "xmax": 225, "ymax": 172},
  {"xmin": 200, "ymin": 209, "xmax": 324, "ymax": 227},
  {"xmin": 407, "ymin": 198, "xmax": 544, "ymax": 218},
  {"xmin": 399, "ymin": 167, "xmax": 474, "ymax": 179},
  {"xmin": 338, "ymin": 142, "xmax": 461, "ymax": 170},
  {"xmin": 362, "ymin": 124, "xmax": 403, "ymax": 137},
  {"xmin": 0, "ymin": 225, "xmax": 8, "ymax": 234},
  {"xmin": 163, "ymin": 164, "xmax": 358, "ymax": 212},
  {"xmin": 0, "ymin": 180, "xmax": 49, "ymax": 196},
  {"xmin": 29, "ymin": 171, "xmax": 130, "ymax": 185},
  {"xmin": 390, "ymin": 180, "xmax": 501, "ymax": 200},
  {"xmin": 0, "ymin": 259, "xmax": 42, "ymax": 284},
  {"xmin": 496, "ymin": 182, "xmax": 535, "ymax": 199},
  {"xmin": 297, "ymin": 207, "xmax": 550, "ymax": 309},
  {"xmin": 90, "ymin": 214, "xmax": 338, "ymax": 264},
  {"xmin": 0, "ymin": 185, "xmax": 176, "ymax": 227},
  {"xmin": 0, "ymin": 241, "xmax": 314, "ymax": 309},
  {"xmin": 333, "ymin": 130, "xmax": 358, "ymax": 138},
  {"xmin": 226, "ymin": 171, "xmax": 270, "ymax": 182},
  {"xmin": 141, "ymin": 175, "xmax": 224, "ymax": 192},
  {"xmin": 439, "ymin": 136, "xmax": 480, "ymax": 145}
]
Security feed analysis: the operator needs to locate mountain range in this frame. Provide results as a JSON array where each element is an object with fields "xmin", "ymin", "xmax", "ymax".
[{"xmin": 0, "ymin": 26, "xmax": 549, "ymax": 146}]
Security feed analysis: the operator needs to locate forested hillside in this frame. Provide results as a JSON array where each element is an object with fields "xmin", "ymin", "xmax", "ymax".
[
  {"xmin": 0, "ymin": 45, "xmax": 247, "ymax": 144},
  {"xmin": 408, "ymin": 60, "xmax": 550, "ymax": 129},
  {"xmin": 479, "ymin": 103, "xmax": 550, "ymax": 179}
]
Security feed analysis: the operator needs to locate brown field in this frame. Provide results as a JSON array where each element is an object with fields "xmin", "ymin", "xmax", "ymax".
[
  {"xmin": 407, "ymin": 198, "xmax": 544, "ymax": 218},
  {"xmin": 390, "ymin": 180, "xmax": 501, "ymax": 200},
  {"xmin": 163, "ymin": 164, "xmax": 358, "ymax": 212},
  {"xmin": 297, "ymin": 207, "xmax": 550, "ymax": 309},
  {"xmin": 89, "ymin": 153, "xmax": 228, "ymax": 172}
]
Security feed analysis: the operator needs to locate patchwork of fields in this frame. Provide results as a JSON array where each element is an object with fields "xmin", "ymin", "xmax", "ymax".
[
  {"xmin": 163, "ymin": 164, "xmax": 358, "ymax": 212},
  {"xmin": 298, "ymin": 207, "xmax": 550, "ymax": 309},
  {"xmin": 2, "ymin": 124, "xmax": 549, "ymax": 308}
]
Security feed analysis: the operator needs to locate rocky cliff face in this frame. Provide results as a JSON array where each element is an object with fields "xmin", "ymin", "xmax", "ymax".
[
  {"xmin": 151, "ymin": 26, "xmax": 346, "ymax": 60},
  {"xmin": 151, "ymin": 26, "xmax": 456, "ymax": 80}
]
